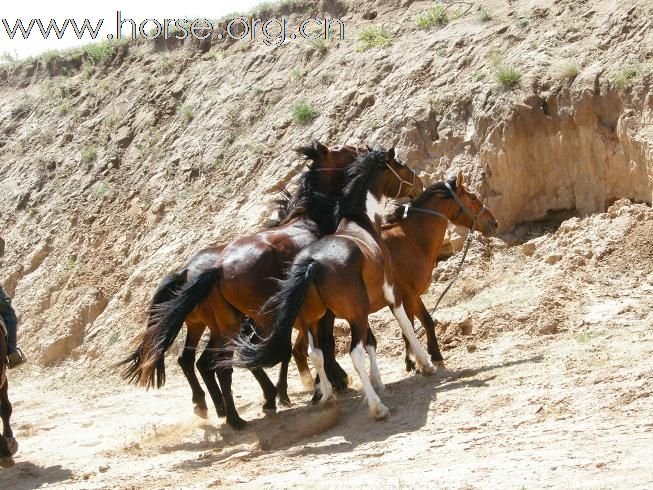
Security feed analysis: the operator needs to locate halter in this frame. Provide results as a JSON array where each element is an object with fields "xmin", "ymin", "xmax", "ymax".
[
  {"xmin": 401, "ymin": 181, "xmax": 488, "ymax": 337},
  {"xmin": 385, "ymin": 161, "xmax": 416, "ymax": 199}
]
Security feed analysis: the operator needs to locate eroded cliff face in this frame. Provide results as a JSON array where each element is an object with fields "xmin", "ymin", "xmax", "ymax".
[{"xmin": 0, "ymin": 0, "xmax": 651, "ymax": 366}]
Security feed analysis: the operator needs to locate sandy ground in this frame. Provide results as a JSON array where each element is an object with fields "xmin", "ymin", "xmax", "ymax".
[
  {"xmin": 1, "ymin": 308, "xmax": 652, "ymax": 489},
  {"xmin": 1, "ymin": 203, "xmax": 653, "ymax": 489}
]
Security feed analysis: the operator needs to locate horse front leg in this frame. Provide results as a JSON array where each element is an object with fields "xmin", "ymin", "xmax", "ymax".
[{"xmin": 416, "ymin": 298, "xmax": 445, "ymax": 365}]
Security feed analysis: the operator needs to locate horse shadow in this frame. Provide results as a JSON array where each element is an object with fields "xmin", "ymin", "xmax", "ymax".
[
  {"xmin": 165, "ymin": 354, "xmax": 543, "ymax": 468},
  {"xmin": 0, "ymin": 462, "xmax": 73, "ymax": 490}
]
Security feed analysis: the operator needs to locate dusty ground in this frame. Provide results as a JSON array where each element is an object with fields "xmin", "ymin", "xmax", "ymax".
[
  {"xmin": 1, "ymin": 201, "xmax": 652, "ymax": 489},
  {"xmin": 1, "ymin": 0, "xmax": 652, "ymax": 487}
]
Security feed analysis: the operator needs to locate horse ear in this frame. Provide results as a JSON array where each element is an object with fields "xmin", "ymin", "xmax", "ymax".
[
  {"xmin": 316, "ymin": 142, "xmax": 329, "ymax": 154},
  {"xmin": 457, "ymin": 170, "xmax": 465, "ymax": 187},
  {"xmin": 388, "ymin": 147, "xmax": 395, "ymax": 160}
]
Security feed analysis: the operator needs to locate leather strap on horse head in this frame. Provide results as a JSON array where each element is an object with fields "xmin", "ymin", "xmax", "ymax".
[
  {"xmin": 402, "ymin": 181, "xmax": 487, "ymax": 337},
  {"xmin": 384, "ymin": 162, "xmax": 416, "ymax": 199}
]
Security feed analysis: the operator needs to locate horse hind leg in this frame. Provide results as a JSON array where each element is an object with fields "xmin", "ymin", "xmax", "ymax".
[
  {"xmin": 196, "ymin": 336, "xmax": 226, "ymax": 419},
  {"xmin": 292, "ymin": 331, "xmax": 314, "ymax": 391},
  {"xmin": 178, "ymin": 319, "xmax": 210, "ymax": 418},
  {"xmin": 366, "ymin": 330, "xmax": 384, "ymax": 391},
  {"xmin": 307, "ymin": 330, "xmax": 333, "ymax": 405}
]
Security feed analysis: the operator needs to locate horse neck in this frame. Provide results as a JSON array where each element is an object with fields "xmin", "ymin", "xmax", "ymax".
[
  {"xmin": 400, "ymin": 198, "xmax": 457, "ymax": 264},
  {"xmin": 364, "ymin": 187, "xmax": 388, "ymax": 228}
]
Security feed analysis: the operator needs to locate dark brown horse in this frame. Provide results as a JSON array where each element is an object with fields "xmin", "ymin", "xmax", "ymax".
[
  {"xmin": 120, "ymin": 145, "xmax": 419, "ymax": 429},
  {"xmin": 231, "ymin": 170, "xmax": 496, "ymax": 419},
  {"xmin": 0, "ymin": 316, "xmax": 18, "ymax": 467}
]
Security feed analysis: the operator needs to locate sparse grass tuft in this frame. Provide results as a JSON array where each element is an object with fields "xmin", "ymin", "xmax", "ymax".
[
  {"xmin": 416, "ymin": 4, "xmax": 448, "ymax": 29},
  {"xmin": 1, "ymin": 51, "xmax": 16, "ymax": 65},
  {"xmin": 553, "ymin": 62, "xmax": 579, "ymax": 80},
  {"xmin": 487, "ymin": 51, "xmax": 504, "ymax": 67},
  {"xmin": 477, "ymin": 7, "xmax": 493, "ymax": 22},
  {"xmin": 517, "ymin": 17, "xmax": 529, "ymax": 28},
  {"xmin": 81, "ymin": 145, "xmax": 98, "ymax": 163},
  {"xmin": 108, "ymin": 331, "xmax": 121, "ymax": 346},
  {"xmin": 357, "ymin": 26, "xmax": 391, "ymax": 51},
  {"xmin": 93, "ymin": 181, "xmax": 109, "ymax": 199},
  {"xmin": 291, "ymin": 101, "xmax": 319, "ymax": 125},
  {"xmin": 495, "ymin": 65, "xmax": 522, "ymax": 89},
  {"xmin": 308, "ymin": 39, "xmax": 328, "ymax": 56},
  {"xmin": 179, "ymin": 105, "xmax": 194, "ymax": 123},
  {"xmin": 40, "ymin": 50, "xmax": 59, "ymax": 64},
  {"xmin": 83, "ymin": 41, "xmax": 117, "ymax": 66},
  {"xmin": 576, "ymin": 332, "xmax": 593, "ymax": 344},
  {"xmin": 158, "ymin": 53, "xmax": 175, "ymax": 71},
  {"xmin": 614, "ymin": 65, "xmax": 649, "ymax": 89},
  {"xmin": 291, "ymin": 67, "xmax": 306, "ymax": 80}
]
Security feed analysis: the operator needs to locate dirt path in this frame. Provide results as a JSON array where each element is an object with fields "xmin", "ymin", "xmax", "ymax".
[
  {"xmin": 1, "ymin": 315, "xmax": 651, "ymax": 489},
  {"xmin": 1, "ymin": 203, "xmax": 652, "ymax": 489}
]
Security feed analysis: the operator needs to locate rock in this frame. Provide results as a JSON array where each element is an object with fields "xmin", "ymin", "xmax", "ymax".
[
  {"xmin": 113, "ymin": 126, "xmax": 133, "ymax": 148},
  {"xmin": 545, "ymin": 254, "xmax": 562, "ymax": 265},
  {"xmin": 522, "ymin": 242, "xmax": 536, "ymax": 256}
]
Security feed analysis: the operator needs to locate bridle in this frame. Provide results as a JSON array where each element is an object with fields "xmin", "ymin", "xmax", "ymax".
[
  {"xmin": 400, "ymin": 181, "xmax": 488, "ymax": 336},
  {"xmin": 385, "ymin": 161, "xmax": 416, "ymax": 199}
]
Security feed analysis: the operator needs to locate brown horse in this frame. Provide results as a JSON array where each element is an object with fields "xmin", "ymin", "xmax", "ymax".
[
  {"xmin": 120, "ymin": 145, "xmax": 419, "ymax": 429},
  {"xmin": 231, "ymin": 170, "xmax": 496, "ymax": 419},
  {"xmin": 294, "ymin": 172, "xmax": 500, "ymax": 388},
  {"xmin": 0, "ymin": 316, "xmax": 18, "ymax": 467}
]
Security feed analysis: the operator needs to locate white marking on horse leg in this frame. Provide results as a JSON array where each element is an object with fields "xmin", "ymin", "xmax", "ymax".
[
  {"xmin": 365, "ymin": 344, "xmax": 384, "ymax": 391},
  {"xmin": 308, "ymin": 332, "xmax": 333, "ymax": 403},
  {"xmin": 350, "ymin": 341, "xmax": 389, "ymax": 419},
  {"xmin": 382, "ymin": 278, "xmax": 396, "ymax": 306},
  {"xmin": 391, "ymin": 304, "xmax": 435, "ymax": 375},
  {"xmin": 365, "ymin": 192, "xmax": 387, "ymax": 223}
]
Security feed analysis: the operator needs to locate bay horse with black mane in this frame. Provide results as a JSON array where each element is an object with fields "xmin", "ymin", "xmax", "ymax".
[
  {"xmin": 0, "ymin": 316, "xmax": 18, "ymax": 467},
  {"xmin": 120, "ymin": 144, "xmax": 420, "ymax": 429},
  {"xmin": 231, "ymin": 169, "xmax": 496, "ymax": 419},
  {"xmin": 293, "ymin": 172, "xmax": 499, "ymax": 390}
]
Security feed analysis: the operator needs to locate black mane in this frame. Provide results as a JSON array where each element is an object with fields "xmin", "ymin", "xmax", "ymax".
[
  {"xmin": 335, "ymin": 147, "xmax": 388, "ymax": 223},
  {"xmin": 386, "ymin": 176, "xmax": 457, "ymax": 223},
  {"xmin": 264, "ymin": 154, "xmax": 336, "ymax": 233}
]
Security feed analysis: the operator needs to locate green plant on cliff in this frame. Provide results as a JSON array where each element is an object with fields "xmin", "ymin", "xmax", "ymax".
[
  {"xmin": 495, "ymin": 65, "xmax": 522, "ymax": 89},
  {"xmin": 357, "ymin": 26, "xmax": 391, "ymax": 51},
  {"xmin": 291, "ymin": 102, "xmax": 319, "ymax": 125},
  {"xmin": 416, "ymin": 4, "xmax": 448, "ymax": 28}
]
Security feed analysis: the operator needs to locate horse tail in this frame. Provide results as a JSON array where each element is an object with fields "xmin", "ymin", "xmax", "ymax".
[
  {"xmin": 231, "ymin": 259, "xmax": 318, "ymax": 369},
  {"xmin": 118, "ymin": 267, "xmax": 220, "ymax": 389}
]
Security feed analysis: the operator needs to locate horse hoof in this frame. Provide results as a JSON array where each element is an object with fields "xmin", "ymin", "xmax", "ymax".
[
  {"xmin": 333, "ymin": 375, "xmax": 350, "ymax": 392},
  {"xmin": 194, "ymin": 406, "xmax": 209, "ymax": 419},
  {"xmin": 263, "ymin": 400, "xmax": 278, "ymax": 413},
  {"xmin": 300, "ymin": 374, "xmax": 315, "ymax": 391},
  {"xmin": 420, "ymin": 364, "xmax": 437, "ymax": 376},
  {"xmin": 0, "ymin": 457, "xmax": 15, "ymax": 468},
  {"xmin": 433, "ymin": 359, "xmax": 446, "ymax": 367},
  {"xmin": 405, "ymin": 359, "xmax": 417, "ymax": 373},
  {"xmin": 228, "ymin": 418, "xmax": 248, "ymax": 431},
  {"xmin": 6, "ymin": 438, "xmax": 17, "ymax": 456},
  {"xmin": 277, "ymin": 394, "xmax": 291, "ymax": 408},
  {"xmin": 373, "ymin": 382, "xmax": 385, "ymax": 393},
  {"xmin": 311, "ymin": 390, "xmax": 323, "ymax": 405},
  {"xmin": 369, "ymin": 403, "xmax": 390, "ymax": 420}
]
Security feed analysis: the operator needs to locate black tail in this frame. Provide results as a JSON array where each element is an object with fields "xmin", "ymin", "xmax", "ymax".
[
  {"xmin": 231, "ymin": 259, "xmax": 318, "ymax": 369},
  {"xmin": 117, "ymin": 267, "xmax": 220, "ymax": 389}
]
